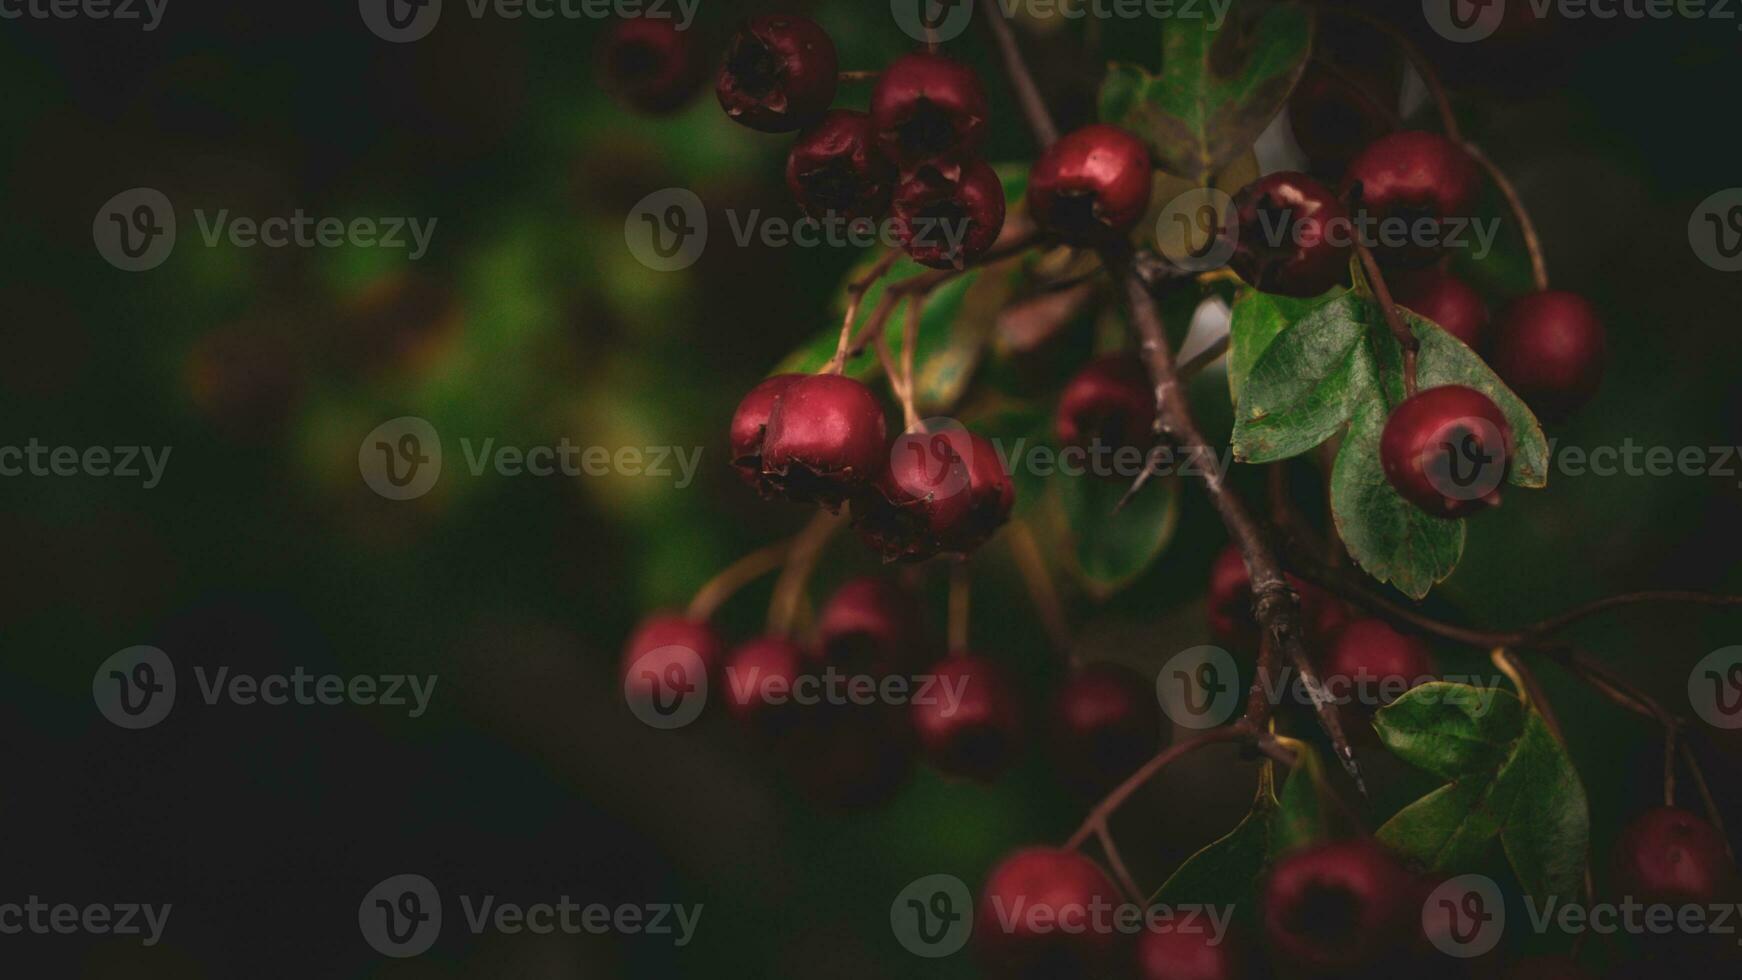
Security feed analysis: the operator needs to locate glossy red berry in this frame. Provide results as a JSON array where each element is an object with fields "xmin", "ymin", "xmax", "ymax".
[
  {"xmin": 1262, "ymin": 839, "xmax": 1416, "ymax": 974},
  {"xmin": 891, "ymin": 160, "xmax": 1007, "ymax": 270},
  {"xmin": 785, "ymin": 110, "xmax": 896, "ymax": 223},
  {"xmin": 1489, "ymin": 290, "xmax": 1606, "ymax": 420},
  {"xmin": 721, "ymin": 635, "xmax": 807, "ymax": 736},
  {"xmin": 1207, "ymin": 544, "xmax": 1349, "ymax": 652},
  {"xmin": 1340, "ymin": 131, "xmax": 1479, "ymax": 268},
  {"xmin": 1321, "ymin": 618, "xmax": 1438, "ymax": 709},
  {"xmin": 1055, "ymin": 353, "xmax": 1156, "ymax": 453},
  {"xmin": 716, "ymin": 15, "xmax": 837, "ymax": 133},
  {"xmin": 729, "ymin": 373, "xmax": 802, "ymax": 491},
  {"xmin": 1613, "ymin": 807, "xmax": 1737, "ymax": 906},
  {"xmin": 1052, "ymin": 662, "xmax": 1161, "ymax": 794},
  {"xmin": 816, "ymin": 576, "xmax": 927, "ymax": 674},
  {"xmin": 1290, "ymin": 63, "xmax": 1393, "ymax": 180},
  {"xmin": 860, "ymin": 426, "xmax": 1014, "ymax": 560},
  {"xmin": 1391, "ymin": 266, "xmax": 1490, "ymax": 352},
  {"xmin": 760, "ymin": 374, "xmax": 888, "ymax": 507},
  {"xmin": 1027, "ymin": 124, "xmax": 1154, "ymax": 244},
  {"xmin": 911, "ymin": 654, "xmax": 1022, "ymax": 780},
  {"xmin": 869, "ymin": 52, "xmax": 989, "ymax": 174},
  {"xmin": 1136, "ymin": 923, "xmax": 1245, "ymax": 980},
  {"xmin": 1380, "ymin": 385, "xmax": 1513, "ymax": 519},
  {"xmin": 976, "ymin": 847, "xmax": 1124, "ymax": 977},
  {"xmin": 598, "ymin": 16, "xmax": 706, "ymax": 115},
  {"xmin": 1230, "ymin": 171, "xmax": 1352, "ymax": 297},
  {"xmin": 620, "ymin": 613, "xmax": 722, "ymax": 716}
]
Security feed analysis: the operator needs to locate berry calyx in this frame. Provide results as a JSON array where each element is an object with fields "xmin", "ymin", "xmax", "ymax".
[
  {"xmin": 1054, "ymin": 353, "xmax": 1157, "ymax": 454},
  {"xmin": 1321, "ymin": 618, "xmax": 1438, "ymax": 709},
  {"xmin": 721, "ymin": 634, "xmax": 806, "ymax": 736},
  {"xmin": 1051, "ymin": 662, "xmax": 1161, "ymax": 794},
  {"xmin": 729, "ymin": 373, "xmax": 802, "ymax": 492},
  {"xmin": 1380, "ymin": 385, "xmax": 1513, "ymax": 519},
  {"xmin": 620, "ymin": 613, "xmax": 723, "ymax": 715},
  {"xmin": 1207, "ymin": 544, "xmax": 1349, "ymax": 652},
  {"xmin": 760, "ymin": 373, "xmax": 888, "ymax": 507},
  {"xmin": 911, "ymin": 653, "xmax": 1022, "ymax": 780},
  {"xmin": 1027, "ymin": 124, "xmax": 1154, "ymax": 244},
  {"xmin": 1612, "ymin": 806, "xmax": 1737, "ymax": 906},
  {"xmin": 1136, "ymin": 923, "xmax": 1245, "ymax": 980},
  {"xmin": 1229, "ymin": 171, "xmax": 1352, "ymax": 298},
  {"xmin": 1340, "ymin": 131, "xmax": 1479, "ymax": 268},
  {"xmin": 1489, "ymin": 290, "xmax": 1606, "ymax": 420},
  {"xmin": 869, "ymin": 52, "xmax": 989, "ymax": 175},
  {"xmin": 1262, "ymin": 839, "xmax": 1416, "ymax": 974},
  {"xmin": 815, "ymin": 576, "xmax": 927, "ymax": 674},
  {"xmin": 599, "ymin": 16, "xmax": 706, "ymax": 115},
  {"xmin": 1391, "ymin": 266, "xmax": 1491, "ymax": 352},
  {"xmin": 891, "ymin": 160, "xmax": 1007, "ymax": 270},
  {"xmin": 785, "ymin": 109, "xmax": 896, "ymax": 224},
  {"xmin": 715, "ymin": 15, "xmax": 838, "ymax": 133},
  {"xmin": 976, "ymin": 847, "xmax": 1124, "ymax": 976}
]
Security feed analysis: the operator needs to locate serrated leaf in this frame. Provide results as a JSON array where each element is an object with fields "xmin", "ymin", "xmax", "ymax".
[
  {"xmin": 1331, "ymin": 394, "xmax": 1467, "ymax": 599},
  {"xmin": 1226, "ymin": 287, "xmax": 1338, "ymax": 406},
  {"xmin": 1231, "ymin": 291, "xmax": 1368, "ymax": 462},
  {"xmin": 1051, "ymin": 469, "xmax": 1180, "ymax": 599},
  {"xmin": 1098, "ymin": 5, "xmax": 1314, "ymax": 181},
  {"xmin": 1373, "ymin": 682, "xmax": 1523, "ymax": 779},
  {"xmin": 1151, "ymin": 793, "xmax": 1274, "ymax": 912}
]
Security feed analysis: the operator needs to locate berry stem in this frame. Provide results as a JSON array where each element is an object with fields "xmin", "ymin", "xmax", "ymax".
[
  {"xmin": 1354, "ymin": 242, "xmax": 1419, "ymax": 397},
  {"xmin": 836, "ymin": 69, "xmax": 879, "ymax": 83},
  {"xmin": 1464, "ymin": 142, "xmax": 1550, "ymax": 291},
  {"xmin": 765, "ymin": 510, "xmax": 843, "ymax": 636},
  {"xmin": 1680, "ymin": 739, "xmax": 1734, "ymax": 862},
  {"xmin": 826, "ymin": 249, "xmax": 901, "ymax": 374},
  {"xmin": 1323, "ymin": 5, "xmax": 1461, "ymax": 142},
  {"xmin": 948, "ymin": 559, "xmax": 971, "ymax": 652},
  {"xmin": 900, "ymin": 295, "xmax": 923, "ymax": 429},
  {"xmin": 1093, "ymin": 822, "xmax": 1145, "ymax": 905},
  {"xmin": 1005, "ymin": 519, "xmax": 1074, "ymax": 662},
  {"xmin": 977, "ymin": 0, "xmax": 1059, "ymax": 148},
  {"xmin": 1065, "ymin": 726, "xmax": 1252, "ymax": 850},
  {"xmin": 687, "ymin": 537, "xmax": 795, "ymax": 620},
  {"xmin": 845, "ymin": 234, "xmax": 1040, "ymax": 360}
]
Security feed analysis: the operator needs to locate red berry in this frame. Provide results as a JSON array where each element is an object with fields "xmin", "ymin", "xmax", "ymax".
[
  {"xmin": 1489, "ymin": 290, "xmax": 1606, "ymax": 420},
  {"xmin": 1340, "ymin": 132, "xmax": 1479, "ymax": 268},
  {"xmin": 760, "ymin": 374, "xmax": 888, "ymax": 507},
  {"xmin": 869, "ymin": 52, "xmax": 989, "ymax": 174},
  {"xmin": 1027, "ymin": 124, "xmax": 1154, "ymax": 244},
  {"xmin": 815, "ymin": 576, "xmax": 927, "ymax": 675},
  {"xmin": 911, "ymin": 654, "xmax": 1022, "ymax": 780},
  {"xmin": 976, "ymin": 847, "xmax": 1124, "ymax": 977},
  {"xmin": 785, "ymin": 109, "xmax": 896, "ymax": 223},
  {"xmin": 1391, "ymin": 266, "xmax": 1490, "ymax": 352},
  {"xmin": 1613, "ymin": 806, "xmax": 1737, "ymax": 906},
  {"xmin": 715, "ymin": 15, "xmax": 837, "ymax": 133},
  {"xmin": 1207, "ymin": 544, "xmax": 1349, "ymax": 652},
  {"xmin": 1052, "ymin": 662, "xmax": 1161, "ymax": 794},
  {"xmin": 729, "ymin": 373, "xmax": 802, "ymax": 492},
  {"xmin": 1380, "ymin": 384, "xmax": 1513, "ymax": 519},
  {"xmin": 1290, "ymin": 63, "xmax": 1394, "ymax": 181},
  {"xmin": 857, "ymin": 426, "xmax": 1014, "ymax": 560},
  {"xmin": 1262, "ymin": 839, "xmax": 1416, "ymax": 974},
  {"xmin": 891, "ymin": 160, "xmax": 1007, "ymax": 270},
  {"xmin": 1136, "ymin": 923, "xmax": 1245, "ymax": 980},
  {"xmin": 598, "ymin": 16, "xmax": 706, "ymax": 115},
  {"xmin": 1321, "ymin": 618, "xmax": 1438, "ymax": 709},
  {"xmin": 1230, "ymin": 171, "xmax": 1352, "ymax": 298},
  {"xmin": 620, "ymin": 613, "xmax": 722, "ymax": 715},
  {"xmin": 721, "ymin": 635, "xmax": 807, "ymax": 735},
  {"xmin": 1054, "ymin": 353, "xmax": 1156, "ymax": 454}
]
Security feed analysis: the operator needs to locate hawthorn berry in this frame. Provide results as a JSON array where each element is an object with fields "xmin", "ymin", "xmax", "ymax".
[
  {"xmin": 1380, "ymin": 385, "xmax": 1513, "ymax": 519},
  {"xmin": 1290, "ymin": 63, "xmax": 1394, "ymax": 180},
  {"xmin": 1054, "ymin": 353, "xmax": 1157, "ymax": 454},
  {"xmin": 1489, "ymin": 290, "xmax": 1606, "ymax": 419},
  {"xmin": 869, "ymin": 51, "xmax": 989, "ymax": 174},
  {"xmin": 1229, "ymin": 171, "xmax": 1352, "ymax": 298},
  {"xmin": 598, "ymin": 16, "xmax": 706, "ymax": 115},
  {"xmin": 1340, "ymin": 132, "xmax": 1479, "ymax": 268},
  {"xmin": 976, "ymin": 847, "xmax": 1124, "ymax": 977},
  {"xmin": 815, "ymin": 576, "xmax": 927, "ymax": 674},
  {"xmin": 729, "ymin": 373, "xmax": 802, "ymax": 491},
  {"xmin": 1612, "ymin": 806, "xmax": 1737, "ymax": 906},
  {"xmin": 1391, "ymin": 266, "xmax": 1490, "ymax": 352},
  {"xmin": 760, "ymin": 373, "xmax": 888, "ymax": 507},
  {"xmin": 785, "ymin": 110, "xmax": 896, "ymax": 223},
  {"xmin": 721, "ymin": 635, "xmax": 807, "ymax": 736},
  {"xmin": 857, "ymin": 426, "xmax": 1014, "ymax": 561},
  {"xmin": 1136, "ymin": 923, "xmax": 1245, "ymax": 980},
  {"xmin": 715, "ymin": 15, "xmax": 837, "ymax": 133},
  {"xmin": 620, "ymin": 613, "xmax": 722, "ymax": 715},
  {"xmin": 1027, "ymin": 124, "xmax": 1153, "ymax": 244},
  {"xmin": 1051, "ymin": 662, "xmax": 1161, "ymax": 794},
  {"xmin": 1207, "ymin": 544, "xmax": 1349, "ymax": 652},
  {"xmin": 1321, "ymin": 618, "xmax": 1438, "ymax": 709},
  {"xmin": 911, "ymin": 654, "xmax": 1021, "ymax": 780},
  {"xmin": 1262, "ymin": 839, "xmax": 1416, "ymax": 974},
  {"xmin": 891, "ymin": 160, "xmax": 1007, "ymax": 270}
]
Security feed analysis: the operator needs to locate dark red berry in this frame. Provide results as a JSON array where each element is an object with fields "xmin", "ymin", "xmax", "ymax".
[
  {"xmin": 1262, "ymin": 840, "xmax": 1416, "ymax": 974},
  {"xmin": 1290, "ymin": 63, "xmax": 1394, "ymax": 181},
  {"xmin": 721, "ymin": 635, "xmax": 807, "ymax": 736},
  {"xmin": 1340, "ymin": 131, "xmax": 1479, "ymax": 268},
  {"xmin": 869, "ymin": 52, "xmax": 989, "ymax": 175},
  {"xmin": 715, "ymin": 15, "xmax": 837, "ymax": 133},
  {"xmin": 1207, "ymin": 544, "xmax": 1349, "ymax": 652},
  {"xmin": 815, "ymin": 576, "xmax": 927, "ymax": 674},
  {"xmin": 621, "ymin": 613, "xmax": 722, "ymax": 715},
  {"xmin": 1489, "ymin": 290, "xmax": 1606, "ymax": 420},
  {"xmin": 1391, "ymin": 266, "xmax": 1490, "ymax": 352},
  {"xmin": 760, "ymin": 373, "xmax": 888, "ymax": 507},
  {"xmin": 1136, "ymin": 923, "xmax": 1245, "ymax": 980},
  {"xmin": 599, "ymin": 16, "xmax": 706, "ymax": 115},
  {"xmin": 976, "ymin": 847, "xmax": 1124, "ymax": 977},
  {"xmin": 1027, "ymin": 124, "xmax": 1154, "ymax": 244},
  {"xmin": 1230, "ymin": 171, "xmax": 1352, "ymax": 297},
  {"xmin": 911, "ymin": 654, "xmax": 1021, "ymax": 780},
  {"xmin": 891, "ymin": 160, "xmax": 1007, "ymax": 270},
  {"xmin": 1613, "ymin": 807, "xmax": 1737, "ymax": 906},
  {"xmin": 1054, "ymin": 353, "xmax": 1156, "ymax": 453},
  {"xmin": 1380, "ymin": 384, "xmax": 1513, "ymax": 519},
  {"xmin": 1052, "ymin": 662, "xmax": 1161, "ymax": 794},
  {"xmin": 857, "ymin": 426, "xmax": 1014, "ymax": 560},
  {"xmin": 1321, "ymin": 618, "xmax": 1438, "ymax": 709},
  {"xmin": 785, "ymin": 109, "xmax": 896, "ymax": 223},
  {"xmin": 729, "ymin": 373, "xmax": 802, "ymax": 491}
]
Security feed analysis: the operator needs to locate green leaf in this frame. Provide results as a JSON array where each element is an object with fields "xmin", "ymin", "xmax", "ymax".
[
  {"xmin": 1231, "ymin": 292, "xmax": 1368, "ymax": 463},
  {"xmin": 1050, "ymin": 469, "xmax": 1181, "ymax": 599},
  {"xmin": 1226, "ymin": 287, "xmax": 1337, "ymax": 407},
  {"xmin": 1408, "ymin": 308, "xmax": 1550, "ymax": 488},
  {"xmin": 1098, "ymin": 4, "xmax": 1314, "ymax": 181},
  {"xmin": 1151, "ymin": 792, "xmax": 1275, "ymax": 911},
  {"xmin": 1372, "ymin": 682, "xmax": 1524, "ymax": 779},
  {"xmin": 1271, "ymin": 747, "xmax": 1331, "ymax": 855}
]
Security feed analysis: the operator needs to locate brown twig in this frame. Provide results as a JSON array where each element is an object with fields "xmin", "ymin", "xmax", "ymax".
[
  {"xmin": 845, "ymin": 234, "xmax": 1041, "ymax": 359},
  {"xmin": 1464, "ymin": 142, "xmax": 1549, "ymax": 291},
  {"xmin": 827, "ymin": 250, "xmax": 901, "ymax": 374},
  {"xmin": 977, "ymin": 0, "xmax": 1059, "ymax": 148},
  {"xmin": 1066, "ymin": 726, "xmax": 1253, "ymax": 849},
  {"xmin": 687, "ymin": 538, "xmax": 795, "ymax": 620},
  {"xmin": 1355, "ymin": 242, "xmax": 1418, "ymax": 397}
]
